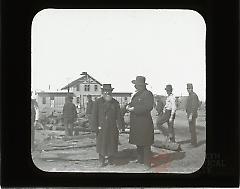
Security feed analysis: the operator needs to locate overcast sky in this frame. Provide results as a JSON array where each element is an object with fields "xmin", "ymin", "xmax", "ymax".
[{"xmin": 31, "ymin": 9, "xmax": 206, "ymax": 100}]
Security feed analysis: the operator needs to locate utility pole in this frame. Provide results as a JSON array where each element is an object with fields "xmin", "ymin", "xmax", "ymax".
[
  {"xmin": 80, "ymin": 72, "xmax": 88, "ymax": 112},
  {"xmin": 66, "ymin": 77, "xmax": 71, "ymax": 94}
]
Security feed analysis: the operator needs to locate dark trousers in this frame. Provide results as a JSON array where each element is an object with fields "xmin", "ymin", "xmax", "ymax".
[
  {"xmin": 136, "ymin": 145, "xmax": 151, "ymax": 166},
  {"xmin": 99, "ymin": 154, "xmax": 105, "ymax": 164},
  {"xmin": 64, "ymin": 119, "xmax": 74, "ymax": 136},
  {"xmin": 157, "ymin": 110, "xmax": 176, "ymax": 142},
  {"xmin": 86, "ymin": 114, "xmax": 92, "ymax": 129},
  {"xmin": 188, "ymin": 117, "xmax": 197, "ymax": 145}
]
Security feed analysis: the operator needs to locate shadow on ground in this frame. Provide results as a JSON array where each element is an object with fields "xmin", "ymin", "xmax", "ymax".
[
  {"xmin": 112, "ymin": 148, "xmax": 186, "ymax": 167},
  {"xmin": 177, "ymin": 139, "xmax": 206, "ymax": 147},
  {"xmin": 150, "ymin": 151, "xmax": 186, "ymax": 168},
  {"xmin": 113, "ymin": 148, "xmax": 138, "ymax": 166}
]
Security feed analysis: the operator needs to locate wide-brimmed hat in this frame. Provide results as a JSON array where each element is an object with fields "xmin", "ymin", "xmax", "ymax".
[
  {"xmin": 165, "ymin": 84, "xmax": 173, "ymax": 91},
  {"xmin": 101, "ymin": 84, "xmax": 114, "ymax": 91},
  {"xmin": 131, "ymin": 76, "xmax": 148, "ymax": 85},
  {"xmin": 187, "ymin": 83, "xmax": 193, "ymax": 89}
]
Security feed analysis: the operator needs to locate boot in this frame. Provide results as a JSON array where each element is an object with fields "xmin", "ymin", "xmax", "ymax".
[
  {"xmin": 108, "ymin": 156, "xmax": 115, "ymax": 165},
  {"xmin": 99, "ymin": 154, "xmax": 106, "ymax": 167},
  {"xmin": 135, "ymin": 146, "xmax": 144, "ymax": 164}
]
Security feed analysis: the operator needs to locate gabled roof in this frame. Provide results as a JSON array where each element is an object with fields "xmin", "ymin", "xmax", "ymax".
[
  {"xmin": 61, "ymin": 73, "xmax": 102, "ymax": 90},
  {"xmin": 37, "ymin": 92, "xmax": 74, "ymax": 97}
]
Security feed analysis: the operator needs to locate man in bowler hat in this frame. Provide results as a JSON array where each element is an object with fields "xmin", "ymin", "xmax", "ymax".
[
  {"xmin": 92, "ymin": 84, "xmax": 124, "ymax": 167},
  {"xmin": 157, "ymin": 84, "xmax": 177, "ymax": 142},
  {"xmin": 186, "ymin": 83, "xmax": 200, "ymax": 146},
  {"xmin": 126, "ymin": 76, "xmax": 154, "ymax": 167},
  {"xmin": 63, "ymin": 94, "xmax": 77, "ymax": 136}
]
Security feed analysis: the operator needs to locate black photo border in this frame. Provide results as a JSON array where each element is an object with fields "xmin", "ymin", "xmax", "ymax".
[{"xmin": 1, "ymin": 0, "xmax": 239, "ymax": 187}]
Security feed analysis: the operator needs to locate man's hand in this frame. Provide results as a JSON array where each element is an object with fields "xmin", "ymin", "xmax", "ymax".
[
  {"xmin": 188, "ymin": 114, "xmax": 192, "ymax": 121},
  {"xmin": 128, "ymin": 107, "xmax": 134, "ymax": 112},
  {"xmin": 126, "ymin": 105, "xmax": 134, "ymax": 112},
  {"xmin": 126, "ymin": 105, "xmax": 130, "ymax": 110}
]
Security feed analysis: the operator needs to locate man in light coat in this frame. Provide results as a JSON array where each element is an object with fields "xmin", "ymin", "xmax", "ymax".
[{"xmin": 157, "ymin": 84, "xmax": 177, "ymax": 142}]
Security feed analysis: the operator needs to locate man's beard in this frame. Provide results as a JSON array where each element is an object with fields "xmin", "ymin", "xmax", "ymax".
[{"xmin": 104, "ymin": 95, "xmax": 112, "ymax": 101}]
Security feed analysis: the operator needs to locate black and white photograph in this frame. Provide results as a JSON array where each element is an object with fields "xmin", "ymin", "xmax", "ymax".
[{"xmin": 31, "ymin": 9, "xmax": 206, "ymax": 173}]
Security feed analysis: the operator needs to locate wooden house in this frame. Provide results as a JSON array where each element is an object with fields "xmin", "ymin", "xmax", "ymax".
[
  {"xmin": 36, "ymin": 72, "xmax": 132, "ymax": 117},
  {"xmin": 61, "ymin": 72, "xmax": 103, "ymax": 110}
]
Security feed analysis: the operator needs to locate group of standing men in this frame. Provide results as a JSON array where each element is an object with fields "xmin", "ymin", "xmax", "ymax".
[
  {"xmin": 31, "ymin": 75, "xmax": 200, "ymax": 169},
  {"xmin": 155, "ymin": 83, "xmax": 200, "ymax": 146},
  {"xmin": 90, "ymin": 76, "xmax": 200, "ymax": 168}
]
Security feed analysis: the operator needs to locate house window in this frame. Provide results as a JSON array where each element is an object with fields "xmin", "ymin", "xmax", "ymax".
[
  {"xmin": 76, "ymin": 84, "xmax": 80, "ymax": 91},
  {"xmin": 84, "ymin": 85, "xmax": 90, "ymax": 91},
  {"xmin": 50, "ymin": 100, "xmax": 54, "ymax": 108},
  {"xmin": 94, "ymin": 85, "xmax": 98, "ymax": 91},
  {"xmin": 42, "ymin": 97, "xmax": 46, "ymax": 104},
  {"xmin": 76, "ymin": 97, "xmax": 80, "ymax": 103}
]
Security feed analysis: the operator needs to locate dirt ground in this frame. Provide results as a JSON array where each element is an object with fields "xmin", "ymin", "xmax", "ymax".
[{"xmin": 32, "ymin": 109, "xmax": 206, "ymax": 173}]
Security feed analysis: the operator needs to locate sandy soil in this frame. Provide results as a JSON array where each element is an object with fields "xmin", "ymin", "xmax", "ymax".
[{"xmin": 32, "ymin": 109, "xmax": 206, "ymax": 173}]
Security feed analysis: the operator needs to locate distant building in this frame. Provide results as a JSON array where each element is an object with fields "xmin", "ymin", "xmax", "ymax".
[
  {"xmin": 112, "ymin": 92, "xmax": 132, "ymax": 108},
  {"xmin": 36, "ymin": 72, "xmax": 132, "ymax": 117},
  {"xmin": 36, "ymin": 91, "xmax": 74, "ymax": 117},
  {"xmin": 61, "ymin": 72, "xmax": 103, "ymax": 110}
]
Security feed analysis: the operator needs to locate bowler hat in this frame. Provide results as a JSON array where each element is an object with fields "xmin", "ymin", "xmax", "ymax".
[
  {"xmin": 131, "ymin": 76, "xmax": 148, "ymax": 85},
  {"xmin": 101, "ymin": 84, "xmax": 114, "ymax": 91},
  {"xmin": 165, "ymin": 84, "xmax": 173, "ymax": 91},
  {"xmin": 187, "ymin": 83, "xmax": 193, "ymax": 89}
]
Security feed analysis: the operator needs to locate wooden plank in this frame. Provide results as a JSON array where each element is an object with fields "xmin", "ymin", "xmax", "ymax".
[
  {"xmin": 153, "ymin": 140, "xmax": 181, "ymax": 151},
  {"xmin": 121, "ymin": 129, "xmax": 160, "ymax": 134},
  {"xmin": 42, "ymin": 143, "xmax": 96, "ymax": 151},
  {"xmin": 40, "ymin": 148, "xmax": 98, "ymax": 161}
]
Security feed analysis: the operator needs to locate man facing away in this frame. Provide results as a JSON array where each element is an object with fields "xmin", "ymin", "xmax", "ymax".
[
  {"xmin": 63, "ymin": 94, "xmax": 77, "ymax": 136},
  {"xmin": 92, "ymin": 84, "xmax": 124, "ymax": 167},
  {"xmin": 126, "ymin": 76, "xmax": 154, "ymax": 168},
  {"xmin": 157, "ymin": 84, "xmax": 177, "ymax": 142},
  {"xmin": 186, "ymin": 83, "xmax": 200, "ymax": 147}
]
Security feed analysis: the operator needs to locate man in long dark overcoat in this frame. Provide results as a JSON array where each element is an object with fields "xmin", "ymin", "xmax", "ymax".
[
  {"xmin": 126, "ymin": 76, "xmax": 154, "ymax": 167},
  {"xmin": 63, "ymin": 94, "xmax": 77, "ymax": 136},
  {"xmin": 92, "ymin": 84, "xmax": 124, "ymax": 167}
]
